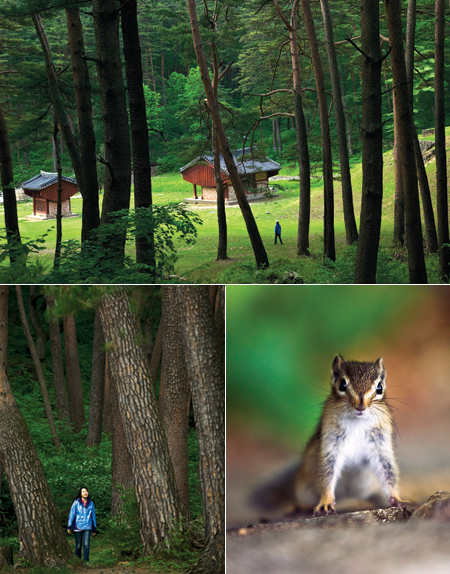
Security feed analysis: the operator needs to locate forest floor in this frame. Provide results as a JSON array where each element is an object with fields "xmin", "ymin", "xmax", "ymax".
[{"xmin": 11, "ymin": 563, "xmax": 183, "ymax": 574}]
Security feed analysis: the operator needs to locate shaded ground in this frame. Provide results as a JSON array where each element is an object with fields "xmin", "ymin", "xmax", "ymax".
[{"xmin": 12, "ymin": 565, "xmax": 178, "ymax": 574}]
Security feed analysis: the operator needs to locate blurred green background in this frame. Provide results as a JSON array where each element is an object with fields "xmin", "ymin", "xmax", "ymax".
[{"xmin": 226, "ymin": 285, "xmax": 423, "ymax": 449}]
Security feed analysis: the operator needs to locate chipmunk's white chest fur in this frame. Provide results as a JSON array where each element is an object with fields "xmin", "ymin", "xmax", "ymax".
[{"xmin": 324, "ymin": 411, "xmax": 385, "ymax": 486}]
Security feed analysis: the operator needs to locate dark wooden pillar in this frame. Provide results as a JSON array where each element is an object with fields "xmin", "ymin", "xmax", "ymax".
[{"xmin": 193, "ymin": 184, "xmax": 197, "ymax": 199}]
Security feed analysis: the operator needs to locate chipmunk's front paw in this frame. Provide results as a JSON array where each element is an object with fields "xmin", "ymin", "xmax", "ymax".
[
  {"xmin": 389, "ymin": 497, "xmax": 411, "ymax": 517},
  {"xmin": 313, "ymin": 501, "xmax": 336, "ymax": 517},
  {"xmin": 389, "ymin": 496, "xmax": 409, "ymax": 509}
]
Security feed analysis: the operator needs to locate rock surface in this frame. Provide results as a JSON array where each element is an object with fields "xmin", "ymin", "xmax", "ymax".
[
  {"xmin": 410, "ymin": 490, "xmax": 450, "ymax": 522},
  {"xmin": 227, "ymin": 497, "xmax": 450, "ymax": 574}
]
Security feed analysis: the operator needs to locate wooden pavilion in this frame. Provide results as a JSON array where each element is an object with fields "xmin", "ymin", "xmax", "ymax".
[
  {"xmin": 22, "ymin": 171, "xmax": 78, "ymax": 218},
  {"xmin": 180, "ymin": 148, "xmax": 281, "ymax": 202}
]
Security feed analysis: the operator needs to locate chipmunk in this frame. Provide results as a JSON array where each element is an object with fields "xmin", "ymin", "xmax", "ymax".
[{"xmin": 252, "ymin": 355, "xmax": 409, "ymax": 517}]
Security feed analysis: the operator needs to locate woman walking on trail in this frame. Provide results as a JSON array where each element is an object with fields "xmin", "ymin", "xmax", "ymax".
[{"xmin": 67, "ymin": 487, "xmax": 97, "ymax": 562}]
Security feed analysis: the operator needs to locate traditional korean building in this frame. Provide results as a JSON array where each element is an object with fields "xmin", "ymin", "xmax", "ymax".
[
  {"xmin": 180, "ymin": 148, "xmax": 281, "ymax": 202},
  {"xmin": 22, "ymin": 171, "xmax": 78, "ymax": 218}
]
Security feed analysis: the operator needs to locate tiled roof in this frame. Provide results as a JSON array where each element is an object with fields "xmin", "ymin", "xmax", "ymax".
[
  {"xmin": 180, "ymin": 147, "xmax": 281, "ymax": 175},
  {"xmin": 22, "ymin": 170, "xmax": 77, "ymax": 190}
]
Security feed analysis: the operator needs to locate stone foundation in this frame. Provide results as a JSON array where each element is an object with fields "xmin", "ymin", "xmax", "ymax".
[{"xmin": 48, "ymin": 199, "xmax": 72, "ymax": 216}]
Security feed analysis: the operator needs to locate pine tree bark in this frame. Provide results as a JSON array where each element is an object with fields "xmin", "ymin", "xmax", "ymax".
[
  {"xmin": 103, "ymin": 354, "xmax": 112, "ymax": 435},
  {"xmin": 64, "ymin": 313, "xmax": 86, "ymax": 433},
  {"xmin": 65, "ymin": 6, "xmax": 100, "ymax": 241},
  {"xmin": 354, "ymin": 0, "xmax": 383, "ymax": 283},
  {"xmin": 86, "ymin": 309, "xmax": 106, "ymax": 447},
  {"xmin": 46, "ymin": 294, "xmax": 70, "ymax": 425},
  {"xmin": 120, "ymin": 0, "xmax": 156, "ymax": 272},
  {"xmin": 15, "ymin": 286, "xmax": 61, "ymax": 449},
  {"xmin": 99, "ymin": 288, "xmax": 182, "ymax": 554},
  {"xmin": 0, "ymin": 285, "xmax": 6, "ymax": 504},
  {"xmin": 0, "ymin": 285, "xmax": 8, "ymax": 372},
  {"xmin": 384, "ymin": 0, "xmax": 427, "ymax": 283},
  {"xmin": 0, "ymin": 288, "xmax": 72, "ymax": 568},
  {"xmin": 175, "ymin": 287, "xmax": 224, "ymax": 574},
  {"xmin": 28, "ymin": 286, "xmax": 48, "ymax": 363},
  {"xmin": 160, "ymin": 286, "xmax": 191, "ymax": 521},
  {"xmin": 149, "ymin": 321, "xmax": 162, "ymax": 389},
  {"xmin": 320, "ymin": 0, "xmax": 358, "ymax": 244},
  {"xmin": 0, "ymin": 102, "xmax": 21, "ymax": 258},
  {"xmin": 186, "ymin": 0, "xmax": 269, "ymax": 269},
  {"xmin": 435, "ymin": 0, "xmax": 450, "ymax": 280},
  {"xmin": 0, "ymin": 370, "xmax": 72, "ymax": 566},
  {"xmin": 272, "ymin": 0, "xmax": 311, "ymax": 256},
  {"xmin": 93, "ymin": 0, "xmax": 131, "ymax": 258},
  {"xmin": 300, "ymin": 0, "xmax": 335, "ymax": 261},
  {"xmin": 110, "ymin": 374, "xmax": 134, "ymax": 517}
]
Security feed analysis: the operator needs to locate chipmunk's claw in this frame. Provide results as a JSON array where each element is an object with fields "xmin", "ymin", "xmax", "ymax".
[
  {"xmin": 313, "ymin": 503, "xmax": 336, "ymax": 517},
  {"xmin": 389, "ymin": 497, "xmax": 411, "ymax": 517}
]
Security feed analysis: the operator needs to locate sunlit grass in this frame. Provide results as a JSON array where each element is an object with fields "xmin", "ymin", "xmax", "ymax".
[{"xmin": 1, "ymin": 134, "xmax": 449, "ymax": 283}]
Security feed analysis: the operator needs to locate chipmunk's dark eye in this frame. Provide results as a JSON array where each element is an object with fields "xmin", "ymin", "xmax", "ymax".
[
  {"xmin": 376, "ymin": 382, "xmax": 383, "ymax": 395},
  {"xmin": 339, "ymin": 379, "xmax": 348, "ymax": 392}
]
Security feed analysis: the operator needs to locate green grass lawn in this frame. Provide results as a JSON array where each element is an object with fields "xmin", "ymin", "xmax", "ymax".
[{"xmin": 1, "ymin": 131, "xmax": 448, "ymax": 284}]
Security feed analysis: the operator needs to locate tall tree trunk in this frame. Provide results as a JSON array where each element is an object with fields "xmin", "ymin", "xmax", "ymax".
[
  {"xmin": 186, "ymin": 0, "xmax": 269, "ymax": 269},
  {"xmin": 86, "ymin": 309, "xmax": 106, "ymax": 447},
  {"xmin": 0, "ymin": 102, "xmax": 21, "ymax": 260},
  {"xmin": 46, "ymin": 294, "xmax": 70, "ymax": 425},
  {"xmin": 272, "ymin": 0, "xmax": 311, "ymax": 256},
  {"xmin": 160, "ymin": 286, "xmax": 191, "ymax": 521},
  {"xmin": 53, "ymin": 119, "xmax": 63, "ymax": 269},
  {"xmin": 393, "ymin": 116, "xmax": 405, "ymax": 247},
  {"xmin": 93, "ymin": 0, "xmax": 131, "ymax": 259},
  {"xmin": 15, "ymin": 286, "xmax": 61, "ymax": 450},
  {"xmin": 384, "ymin": 0, "xmax": 427, "ymax": 283},
  {"xmin": 176, "ymin": 287, "xmax": 224, "ymax": 574},
  {"xmin": 103, "ymin": 354, "xmax": 112, "ymax": 435},
  {"xmin": 65, "ymin": 6, "xmax": 100, "ymax": 242},
  {"xmin": 320, "ymin": 0, "xmax": 358, "ymax": 244},
  {"xmin": 435, "ymin": 0, "xmax": 450, "ymax": 280},
  {"xmin": 120, "ymin": 0, "xmax": 156, "ymax": 273},
  {"xmin": 64, "ymin": 314, "xmax": 86, "ymax": 433},
  {"xmin": 28, "ymin": 286, "xmax": 48, "ymax": 363},
  {"xmin": 0, "ymin": 368, "xmax": 72, "ymax": 567},
  {"xmin": 405, "ymin": 0, "xmax": 416, "ymax": 106},
  {"xmin": 110, "ymin": 374, "xmax": 134, "ymax": 517},
  {"xmin": 99, "ymin": 288, "xmax": 182, "ymax": 554},
  {"xmin": 211, "ymin": 39, "xmax": 228, "ymax": 261},
  {"xmin": 32, "ymin": 14, "xmax": 83, "ymax": 197},
  {"xmin": 0, "ymin": 286, "xmax": 8, "ymax": 372},
  {"xmin": 301, "ymin": 0, "xmax": 335, "ymax": 261},
  {"xmin": 405, "ymin": 0, "xmax": 438, "ymax": 254},
  {"xmin": 0, "ymin": 285, "xmax": 7, "ymax": 504},
  {"xmin": 354, "ymin": 0, "xmax": 383, "ymax": 283}
]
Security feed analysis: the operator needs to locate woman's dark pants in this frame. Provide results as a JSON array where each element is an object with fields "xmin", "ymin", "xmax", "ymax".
[{"xmin": 74, "ymin": 530, "xmax": 91, "ymax": 562}]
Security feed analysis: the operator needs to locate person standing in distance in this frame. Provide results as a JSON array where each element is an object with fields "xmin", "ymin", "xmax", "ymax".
[
  {"xmin": 67, "ymin": 487, "xmax": 97, "ymax": 562},
  {"xmin": 274, "ymin": 220, "xmax": 283, "ymax": 244}
]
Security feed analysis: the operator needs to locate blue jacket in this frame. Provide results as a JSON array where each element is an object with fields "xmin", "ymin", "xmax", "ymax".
[
  {"xmin": 68, "ymin": 498, "xmax": 97, "ymax": 533},
  {"xmin": 275, "ymin": 222, "xmax": 281, "ymax": 234}
]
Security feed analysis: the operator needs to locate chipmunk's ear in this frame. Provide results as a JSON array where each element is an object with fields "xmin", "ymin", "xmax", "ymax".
[
  {"xmin": 375, "ymin": 358, "xmax": 385, "ymax": 372},
  {"xmin": 332, "ymin": 354, "xmax": 344, "ymax": 379}
]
